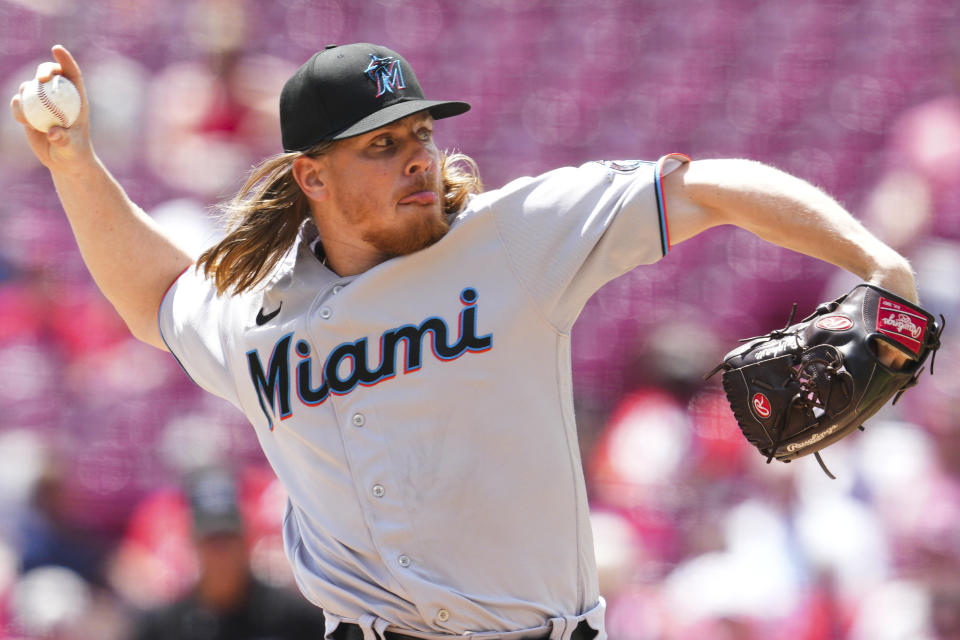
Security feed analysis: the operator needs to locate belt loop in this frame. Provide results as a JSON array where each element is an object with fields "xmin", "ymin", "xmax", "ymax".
[
  {"xmin": 553, "ymin": 614, "xmax": 591, "ymax": 640},
  {"xmin": 358, "ymin": 614, "xmax": 379, "ymax": 640},
  {"xmin": 547, "ymin": 616, "xmax": 567, "ymax": 640},
  {"xmin": 373, "ymin": 618, "xmax": 391, "ymax": 640},
  {"xmin": 324, "ymin": 611, "xmax": 344, "ymax": 640},
  {"xmin": 585, "ymin": 598, "xmax": 606, "ymax": 640}
]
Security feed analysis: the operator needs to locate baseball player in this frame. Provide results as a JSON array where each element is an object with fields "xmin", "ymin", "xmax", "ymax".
[{"xmin": 12, "ymin": 44, "xmax": 917, "ymax": 640}]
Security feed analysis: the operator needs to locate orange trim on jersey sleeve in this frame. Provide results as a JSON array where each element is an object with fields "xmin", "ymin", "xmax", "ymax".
[{"xmin": 654, "ymin": 153, "xmax": 691, "ymax": 255}]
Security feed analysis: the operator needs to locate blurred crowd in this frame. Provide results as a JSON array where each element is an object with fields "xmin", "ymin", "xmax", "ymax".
[{"xmin": 0, "ymin": 0, "xmax": 958, "ymax": 638}]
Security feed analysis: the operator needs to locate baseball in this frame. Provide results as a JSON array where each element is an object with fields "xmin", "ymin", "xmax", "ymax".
[{"xmin": 20, "ymin": 75, "xmax": 82, "ymax": 133}]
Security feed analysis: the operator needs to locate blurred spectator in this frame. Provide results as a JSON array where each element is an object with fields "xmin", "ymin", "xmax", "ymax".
[
  {"xmin": 16, "ymin": 457, "xmax": 108, "ymax": 587},
  {"xmin": 143, "ymin": 3, "xmax": 292, "ymax": 199},
  {"xmin": 862, "ymin": 42, "xmax": 960, "ymax": 253},
  {"xmin": 128, "ymin": 467, "xmax": 324, "ymax": 640},
  {"xmin": 929, "ymin": 577, "xmax": 960, "ymax": 640},
  {"xmin": 9, "ymin": 565, "xmax": 93, "ymax": 639}
]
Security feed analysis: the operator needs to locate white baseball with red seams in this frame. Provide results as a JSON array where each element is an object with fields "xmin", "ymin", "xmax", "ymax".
[{"xmin": 20, "ymin": 75, "xmax": 82, "ymax": 133}]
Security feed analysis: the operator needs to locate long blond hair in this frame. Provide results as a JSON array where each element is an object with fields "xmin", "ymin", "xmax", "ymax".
[{"xmin": 196, "ymin": 143, "xmax": 483, "ymax": 296}]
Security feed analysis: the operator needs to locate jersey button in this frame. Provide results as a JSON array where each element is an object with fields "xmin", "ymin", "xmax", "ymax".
[
  {"xmin": 372, "ymin": 484, "xmax": 385, "ymax": 498},
  {"xmin": 397, "ymin": 554, "xmax": 411, "ymax": 568},
  {"xmin": 333, "ymin": 285, "xmax": 344, "ymax": 294},
  {"xmin": 351, "ymin": 413, "xmax": 365, "ymax": 427},
  {"xmin": 319, "ymin": 307, "xmax": 332, "ymax": 319},
  {"xmin": 437, "ymin": 609, "xmax": 450, "ymax": 623}
]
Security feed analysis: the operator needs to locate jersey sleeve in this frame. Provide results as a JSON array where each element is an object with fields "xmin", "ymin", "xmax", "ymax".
[
  {"xmin": 479, "ymin": 153, "xmax": 689, "ymax": 331},
  {"xmin": 158, "ymin": 266, "xmax": 241, "ymax": 408}
]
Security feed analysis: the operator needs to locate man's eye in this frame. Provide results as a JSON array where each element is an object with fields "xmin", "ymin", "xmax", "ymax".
[
  {"xmin": 372, "ymin": 137, "xmax": 393, "ymax": 148},
  {"xmin": 418, "ymin": 129, "xmax": 433, "ymax": 141}
]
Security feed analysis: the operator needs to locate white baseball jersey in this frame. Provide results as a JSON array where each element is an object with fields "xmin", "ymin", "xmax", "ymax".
[{"xmin": 159, "ymin": 154, "xmax": 688, "ymax": 640}]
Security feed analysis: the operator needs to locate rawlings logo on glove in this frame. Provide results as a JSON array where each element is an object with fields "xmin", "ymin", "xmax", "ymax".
[{"xmin": 705, "ymin": 284, "xmax": 944, "ymax": 478}]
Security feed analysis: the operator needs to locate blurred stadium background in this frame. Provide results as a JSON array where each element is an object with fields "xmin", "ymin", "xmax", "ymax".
[{"xmin": 0, "ymin": 0, "xmax": 958, "ymax": 638}]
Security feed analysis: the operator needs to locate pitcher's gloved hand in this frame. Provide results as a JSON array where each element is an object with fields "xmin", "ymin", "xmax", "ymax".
[{"xmin": 706, "ymin": 284, "xmax": 944, "ymax": 478}]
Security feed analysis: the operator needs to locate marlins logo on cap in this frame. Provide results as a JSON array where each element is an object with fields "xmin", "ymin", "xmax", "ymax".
[{"xmin": 365, "ymin": 55, "xmax": 406, "ymax": 97}]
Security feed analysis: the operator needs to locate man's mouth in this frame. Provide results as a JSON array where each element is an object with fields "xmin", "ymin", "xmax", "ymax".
[{"xmin": 398, "ymin": 191, "xmax": 437, "ymax": 206}]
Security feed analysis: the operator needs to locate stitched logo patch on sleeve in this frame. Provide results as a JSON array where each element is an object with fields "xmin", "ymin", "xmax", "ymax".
[{"xmin": 877, "ymin": 297, "xmax": 927, "ymax": 355}]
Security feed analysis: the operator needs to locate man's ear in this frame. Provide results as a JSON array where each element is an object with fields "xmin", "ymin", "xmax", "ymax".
[{"xmin": 292, "ymin": 155, "xmax": 328, "ymax": 202}]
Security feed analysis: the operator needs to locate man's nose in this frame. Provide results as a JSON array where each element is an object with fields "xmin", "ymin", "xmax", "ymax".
[{"xmin": 405, "ymin": 142, "xmax": 434, "ymax": 176}]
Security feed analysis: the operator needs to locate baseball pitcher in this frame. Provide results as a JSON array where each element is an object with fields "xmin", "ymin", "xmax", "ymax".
[{"xmin": 11, "ymin": 43, "xmax": 931, "ymax": 640}]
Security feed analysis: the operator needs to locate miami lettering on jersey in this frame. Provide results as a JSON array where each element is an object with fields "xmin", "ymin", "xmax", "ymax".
[{"xmin": 247, "ymin": 287, "xmax": 493, "ymax": 429}]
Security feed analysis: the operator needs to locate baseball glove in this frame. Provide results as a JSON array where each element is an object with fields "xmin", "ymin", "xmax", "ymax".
[{"xmin": 706, "ymin": 283, "xmax": 943, "ymax": 478}]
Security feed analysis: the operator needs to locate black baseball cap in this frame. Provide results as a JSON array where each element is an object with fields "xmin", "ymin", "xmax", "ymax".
[
  {"xmin": 185, "ymin": 467, "xmax": 244, "ymax": 538},
  {"xmin": 280, "ymin": 43, "xmax": 471, "ymax": 152}
]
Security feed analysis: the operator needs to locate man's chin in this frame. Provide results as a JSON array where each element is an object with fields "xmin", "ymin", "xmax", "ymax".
[{"xmin": 365, "ymin": 211, "xmax": 450, "ymax": 258}]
